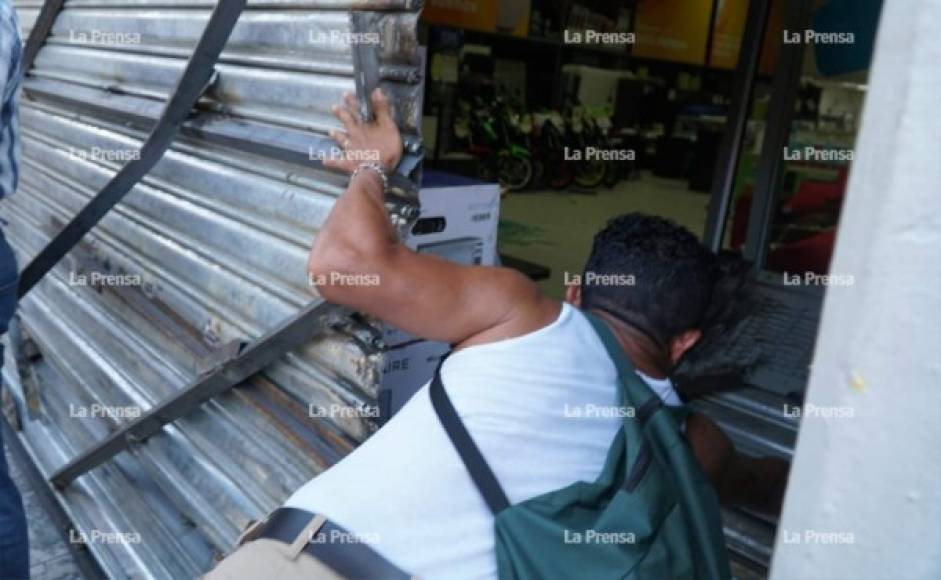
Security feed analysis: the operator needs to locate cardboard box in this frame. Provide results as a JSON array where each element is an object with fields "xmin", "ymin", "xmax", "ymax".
[{"xmin": 378, "ymin": 172, "xmax": 500, "ymax": 420}]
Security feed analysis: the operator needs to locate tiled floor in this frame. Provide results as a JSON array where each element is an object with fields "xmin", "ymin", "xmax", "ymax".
[
  {"xmin": 6, "ymin": 448, "xmax": 87, "ymax": 580},
  {"xmin": 499, "ymin": 173, "xmax": 711, "ymax": 298}
]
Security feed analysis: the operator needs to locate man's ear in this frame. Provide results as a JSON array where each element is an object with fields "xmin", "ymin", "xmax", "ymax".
[
  {"xmin": 564, "ymin": 283, "xmax": 582, "ymax": 307},
  {"xmin": 669, "ymin": 329, "xmax": 702, "ymax": 364}
]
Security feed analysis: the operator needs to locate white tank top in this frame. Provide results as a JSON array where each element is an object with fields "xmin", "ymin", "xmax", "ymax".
[{"xmin": 285, "ymin": 303, "xmax": 681, "ymax": 579}]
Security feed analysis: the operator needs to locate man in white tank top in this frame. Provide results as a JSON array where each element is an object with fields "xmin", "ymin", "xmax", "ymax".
[{"xmin": 207, "ymin": 91, "xmax": 788, "ymax": 580}]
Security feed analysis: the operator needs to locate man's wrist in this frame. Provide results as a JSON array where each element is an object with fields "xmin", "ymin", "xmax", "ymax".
[{"xmin": 351, "ymin": 162, "xmax": 388, "ymax": 192}]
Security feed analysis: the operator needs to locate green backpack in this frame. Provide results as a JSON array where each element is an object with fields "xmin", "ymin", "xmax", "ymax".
[{"xmin": 430, "ymin": 312, "xmax": 732, "ymax": 579}]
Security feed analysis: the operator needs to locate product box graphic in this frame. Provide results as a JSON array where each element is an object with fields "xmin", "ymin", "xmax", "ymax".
[{"xmin": 378, "ymin": 172, "xmax": 500, "ymax": 420}]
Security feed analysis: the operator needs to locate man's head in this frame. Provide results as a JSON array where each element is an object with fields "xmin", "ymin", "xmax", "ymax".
[{"xmin": 565, "ymin": 213, "xmax": 717, "ymax": 366}]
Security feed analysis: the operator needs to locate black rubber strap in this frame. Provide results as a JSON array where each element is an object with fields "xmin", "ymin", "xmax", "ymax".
[
  {"xmin": 17, "ymin": 0, "xmax": 247, "ymax": 298},
  {"xmin": 49, "ymin": 300, "xmax": 347, "ymax": 488},
  {"xmin": 21, "ymin": 0, "xmax": 66, "ymax": 72},
  {"xmin": 430, "ymin": 363, "xmax": 511, "ymax": 515}
]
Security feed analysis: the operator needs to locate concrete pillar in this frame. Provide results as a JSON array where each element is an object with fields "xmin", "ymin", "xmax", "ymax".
[{"xmin": 770, "ymin": 1, "xmax": 941, "ymax": 579}]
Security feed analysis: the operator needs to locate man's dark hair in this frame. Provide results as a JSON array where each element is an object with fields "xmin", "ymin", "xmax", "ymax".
[{"xmin": 581, "ymin": 213, "xmax": 718, "ymax": 345}]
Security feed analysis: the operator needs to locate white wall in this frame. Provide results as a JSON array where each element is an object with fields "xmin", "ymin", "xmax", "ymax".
[{"xmin": 770, "ymin": 1, "xmax": 941, "ymax": 579}]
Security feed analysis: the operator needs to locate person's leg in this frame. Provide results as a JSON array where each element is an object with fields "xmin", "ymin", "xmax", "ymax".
[
  {"xmin": 0, "ymin": 228, "xmax": 28, "ymax": 579},
  {"xmin": 0, "ymin": 426, "xmax": 28, "ymax": 578}
]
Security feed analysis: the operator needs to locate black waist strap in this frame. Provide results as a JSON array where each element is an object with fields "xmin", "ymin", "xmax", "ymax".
[
  {"xmin": 430, "ymin": 362, "xmax": 511, "ymax": 515},
  {"xmin": 258, "ymin": 507, "xmax": 410, "ymax": 579}
]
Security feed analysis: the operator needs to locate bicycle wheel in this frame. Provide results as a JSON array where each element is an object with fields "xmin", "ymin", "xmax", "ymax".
[
  {"xmin": 574, "ymin": 160, "xmax": 607, "ymax": 189},
  {"xmin": 498, "ymin": 155, "xmax": 533, "ymax": 191}
]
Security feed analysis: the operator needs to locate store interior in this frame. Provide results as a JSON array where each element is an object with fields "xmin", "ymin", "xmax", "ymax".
[
  {"xmin": 417, "ymin": 0, "xmax": 882, "ymax": 298},
  {"xmin": 414, "ymin": 6, "xmax": 888, "ymax": 567}
]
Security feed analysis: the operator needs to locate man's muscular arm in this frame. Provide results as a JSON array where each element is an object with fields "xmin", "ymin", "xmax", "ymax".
[
  {"xmin": 308, "ymin": 89, "xmax": 559, "ymax": 347},
  {"xmin": 686, "ymin": 412, "xmax": 790, "ymax": 515}
]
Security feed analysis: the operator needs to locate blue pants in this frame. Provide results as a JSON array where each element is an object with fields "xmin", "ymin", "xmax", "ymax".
[{"xmin": 0, "ymin": 229, "xmax": 27, "ymax": 579}]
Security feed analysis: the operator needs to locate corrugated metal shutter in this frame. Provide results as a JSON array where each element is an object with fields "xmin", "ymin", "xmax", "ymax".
[{"xmin": 3, "ymin": 1, "xmax": 424, "ymax": 577}]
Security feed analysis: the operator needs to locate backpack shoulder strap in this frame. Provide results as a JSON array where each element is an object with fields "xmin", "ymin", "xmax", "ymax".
[{"xmin": 430, "ymin": 361, "xmax": 511, "ymax": 515}]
